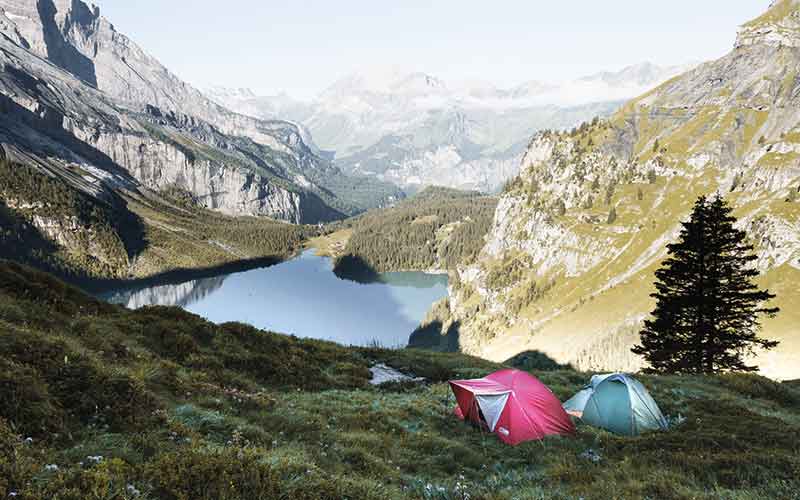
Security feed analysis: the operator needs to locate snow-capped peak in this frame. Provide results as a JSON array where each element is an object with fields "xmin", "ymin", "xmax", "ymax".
[{"xmin": 390, "ymin": 72, "xmax": 447, "ymax": 94}]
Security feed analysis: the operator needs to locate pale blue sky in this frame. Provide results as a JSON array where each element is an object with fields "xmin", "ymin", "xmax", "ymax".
[{"xmin": 95, "ymin": 1, "xmax": 767, "ymax": 100}]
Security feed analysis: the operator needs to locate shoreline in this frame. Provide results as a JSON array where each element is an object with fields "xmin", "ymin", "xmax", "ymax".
[{"xmin": 81, "ymin": 255, "xmax": 285, "ymax": 295}]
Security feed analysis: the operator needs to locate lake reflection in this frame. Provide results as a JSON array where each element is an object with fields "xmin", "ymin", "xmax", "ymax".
[{"xmin": 103, "ymin": 251, "xmax": 448, "ymax": 347}]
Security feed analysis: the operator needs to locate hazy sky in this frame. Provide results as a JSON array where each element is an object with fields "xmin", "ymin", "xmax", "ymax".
[{"xmin": 94, "ymin": 1, "xmax": 767, "ymax": 100}]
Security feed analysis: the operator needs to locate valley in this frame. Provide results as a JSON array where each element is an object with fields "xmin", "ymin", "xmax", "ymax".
[
  {"xmin": 0, "ymin": 0, "xmax": 799, "ymax": 498},
  {"xmin": 0, "ymin": 0, "xmax": 796, "ymax": 378},
  {"xmin": 0, "ymin": 154, "xmax": 316, "ymax": 286}
]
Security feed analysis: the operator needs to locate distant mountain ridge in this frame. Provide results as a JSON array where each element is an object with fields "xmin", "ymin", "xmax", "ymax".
[{"xmin": 207, "ymin": 63, "xmax": 691, "ymax": 192}]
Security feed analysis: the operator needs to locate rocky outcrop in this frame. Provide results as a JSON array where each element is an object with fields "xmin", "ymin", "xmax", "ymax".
[
  {"xmin": 735, "ymin": 0, "xmax": 800, "ymax": 48},
  {"xmin": 445, "ymin": 0, "xmax": 800, "ymax": 380}
]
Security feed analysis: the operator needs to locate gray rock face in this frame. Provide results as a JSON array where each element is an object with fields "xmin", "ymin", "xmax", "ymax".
[{"xmin": 0, "ymin": 0, "xmax": 367, "ymax": 223}]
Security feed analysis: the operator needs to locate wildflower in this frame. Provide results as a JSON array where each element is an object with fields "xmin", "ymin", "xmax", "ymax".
[
  {"xmin": 23, "ymin": 437, "xmax": 33, "ymax": 445},
  {"xmin": 87, "ymin": 455, "xmax": 104, "ymax": 463},
  {"xmin": 9, "ymin": 492, "xmax": 18, "ymax": 497},
  {"xmin": 126, "ymin": 484, "xmax": 141, "ymax": 497},
  {"xmin": 579, "ymin": 448, "xmax": 602, "ymax": 463},
  {"xmin": 669, "ymin": 413, "xmax": 687, "ymax": 427},
  {"xmin": 44, "ymin": 464, "xmax": 59, "ymax": 472}
]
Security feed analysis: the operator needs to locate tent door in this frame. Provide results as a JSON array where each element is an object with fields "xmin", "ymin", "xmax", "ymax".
[{"xmin": 474, "ymin": 392, "xmax": 511, "ymax": 432}]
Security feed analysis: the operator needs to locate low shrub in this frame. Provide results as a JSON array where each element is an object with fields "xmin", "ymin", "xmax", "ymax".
[{"xmin": 145, "ymin": 449, "xmax": 281, "ymax": 500}]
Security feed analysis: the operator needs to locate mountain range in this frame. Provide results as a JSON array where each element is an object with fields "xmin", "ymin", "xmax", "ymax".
[
  {"xmin": 207, "ymin": 63, "xmax": 691, "ymax": 192},
  {"xmin": 0, "ymin": 0, "xmax": 400, "ymax": 226}
]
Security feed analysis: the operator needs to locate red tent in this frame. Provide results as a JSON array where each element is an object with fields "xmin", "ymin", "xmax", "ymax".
[{"xmin": 449, "ymin": 369, "xmax": 575, "ymax": 445}]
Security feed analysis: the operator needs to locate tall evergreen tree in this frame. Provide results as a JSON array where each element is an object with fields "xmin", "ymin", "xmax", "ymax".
[{"xmin": 632, "ymin": 195, "xmax": 779, "ymax": 373}]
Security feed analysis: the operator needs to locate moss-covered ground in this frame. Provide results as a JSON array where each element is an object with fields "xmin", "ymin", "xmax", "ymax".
[{"xmin": 1, "ymin": 261, "xmax": 798, "ymax": 499}]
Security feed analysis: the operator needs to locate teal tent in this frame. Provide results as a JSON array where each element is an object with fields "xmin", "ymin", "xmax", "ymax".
[{"xmin": 563, "ymin": 373, "xmax": 668, "ymax": 436}]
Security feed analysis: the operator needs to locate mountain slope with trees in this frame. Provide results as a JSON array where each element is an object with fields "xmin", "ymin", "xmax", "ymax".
[
  {"xmin": 331, "ymin": 187, "xmax": 498, "ymax": 275},
  {"xmin": 439, "ymin": 0, "xmax": 800, "ymax": 380}
]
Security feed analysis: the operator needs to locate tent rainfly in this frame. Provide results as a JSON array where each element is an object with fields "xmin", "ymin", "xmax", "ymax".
[
  {"xmin": 563, "ymin": 373, "xmax": 668, "ymax": 436},
  {"xmin": 448, "ymin": 369, "xmax": 575, "ymax": 445}
]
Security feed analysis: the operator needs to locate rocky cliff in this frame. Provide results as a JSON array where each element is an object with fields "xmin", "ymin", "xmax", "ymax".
[
  {"xmin": 445, "ymin": 0, "xmax": 800, "ymax": 380},
  {"xmin": 0, "ymin": 0, "xmax": 398, "ymax": 224}
]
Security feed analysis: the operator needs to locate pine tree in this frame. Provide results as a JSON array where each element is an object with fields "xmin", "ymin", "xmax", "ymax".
[{"xmin": 632, "ymin": 195, "xmax": 779, "ymax": 373}]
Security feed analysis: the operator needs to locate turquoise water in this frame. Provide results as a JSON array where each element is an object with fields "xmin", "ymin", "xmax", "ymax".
[{"xmin": 103, "ymin": 251, "xmax": 448, "ymax": 347}]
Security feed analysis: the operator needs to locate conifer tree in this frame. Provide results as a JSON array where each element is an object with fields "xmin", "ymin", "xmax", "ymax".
[{"xmin": 632, "ymin": 195, "xmax": 779, "ymax": 373}]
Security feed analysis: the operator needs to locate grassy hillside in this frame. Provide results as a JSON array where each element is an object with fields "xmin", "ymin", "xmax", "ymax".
[
  {"xmin": 442, "ymin": 0, "xmax": 800, "ymax": 380},
  {"xmin": 1, "ymin": 261, "xmax": 798, "ymax": 499},
  {"xmin": 332, "ymin": 187, "xmax": 498, "ymax": 273}
]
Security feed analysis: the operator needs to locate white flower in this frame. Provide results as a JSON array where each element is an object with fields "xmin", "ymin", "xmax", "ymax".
[{"xmin": 44, "ymin": 464, "xmax": 59, "ymax": 472}]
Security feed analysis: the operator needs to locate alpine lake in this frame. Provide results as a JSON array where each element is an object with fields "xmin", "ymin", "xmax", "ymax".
[{"xmin": 100, "ymin": 250, "xmax": 449, "ymax": 347}]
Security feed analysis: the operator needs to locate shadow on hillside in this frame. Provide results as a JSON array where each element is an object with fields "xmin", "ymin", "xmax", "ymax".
[
  {"xmin": 38, "ymin": 0, "xmax": 99, "ymax": 87},
  {"xmin": 408, "ymin": 320, "xmax": 461, "ymax": 352},
  {"xmin": 505, "ymin": 351, "xmax": 574, "ymax": 371},
  {"xmin": 0, "ymin": 201, "xmax": 61, "ymax": 266},
  {"xmin": 0, "ymin": 88, "xmax": 134, "ymax": 183},
  {"xmin": 0, "ymin": 88, "xmax": 148, "ymax": 261}
]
